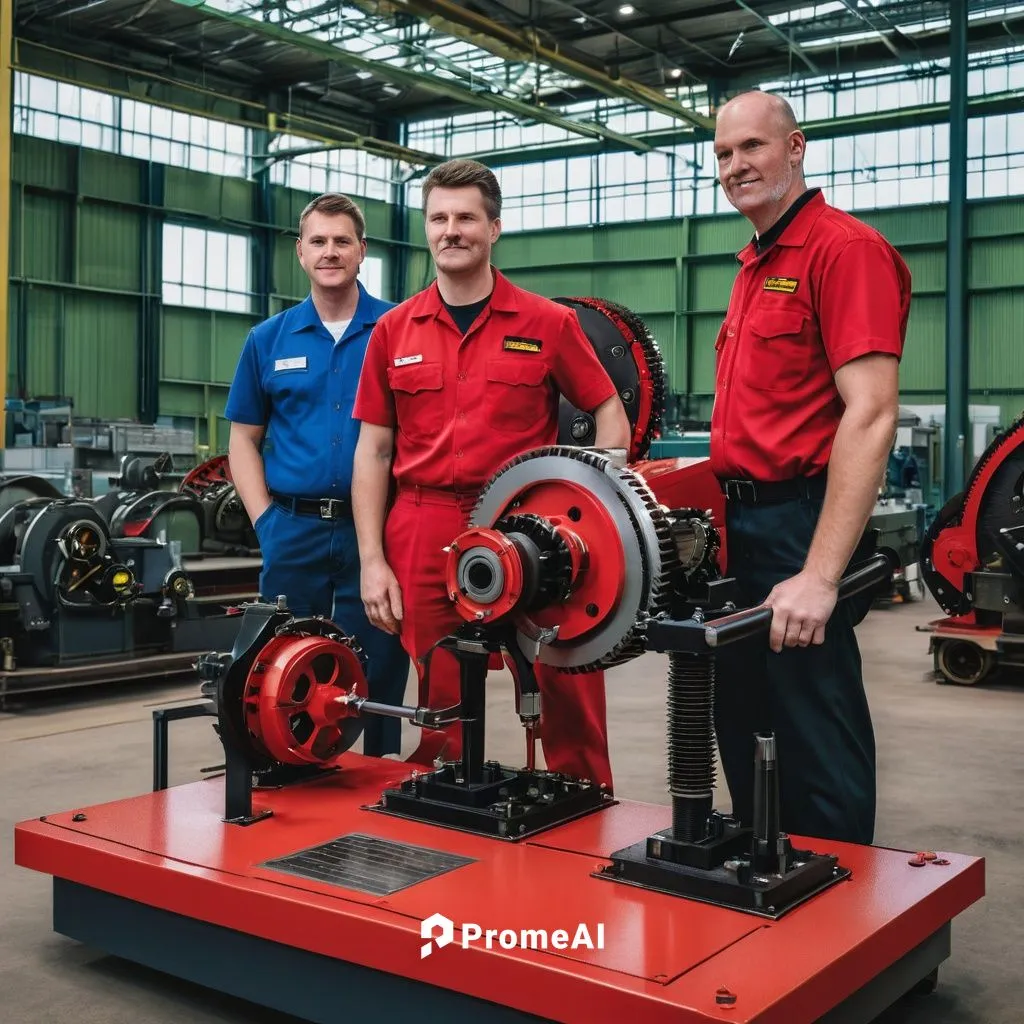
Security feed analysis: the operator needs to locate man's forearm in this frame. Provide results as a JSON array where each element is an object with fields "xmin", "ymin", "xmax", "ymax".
[
  {"xmin": 228, "ymin": 439, "xmax": 271, "ymax": 523},
  {"xmin": 352, "ymin": 447, "xmax": 393, "ymax": 564},
  {"xmin": 804, "ymin": 408, "xmax": 897, "ymax": 585},
  {"xmin": 593, "ymin": 396, "xmax": 630, "ymax": 450}
]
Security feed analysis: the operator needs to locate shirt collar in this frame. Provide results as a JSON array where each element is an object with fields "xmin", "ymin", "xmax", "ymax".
[
  {"xmin": 409, "ymin": 267, "xmax": 520, "ymax": 320},
  {"xmin": 290, "ymin": 281, "xmax": 388, "ymax": 334},
  {"xmin": 738, "ymin": 189, "xmax": 825, "ymax": 264}
]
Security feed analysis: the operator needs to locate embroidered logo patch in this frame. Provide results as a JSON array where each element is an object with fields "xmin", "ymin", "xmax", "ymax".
[
  {"xmin": 503, "ymin": 337, "xmax": 543, "ymax": 353},
  {"xmin": 763, "ymin": 276, "xmax": 799, "ymax": 294}
]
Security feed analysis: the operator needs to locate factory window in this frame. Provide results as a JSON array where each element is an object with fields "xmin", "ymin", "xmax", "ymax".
[
  {"xmin": 361, "ymin": 256, "xmax": 385, "ymax": 301},
  {"xmin": 13, "ymin": 73, "xmax": 249, "ymax": 177},
  {"xmin": 13, "ymin": 75, "xmax": 117, "ymax": 153},
  {"xmin": 269, "ymin": 135, "xmax": 393, "ymax": 202},
  {"xmin": 162, "ymin": 225, "xmax": 252, "ymax": 314},
  {"xmin": 121, "ymin": 101, "xmax": 247, "ymax": 177}
]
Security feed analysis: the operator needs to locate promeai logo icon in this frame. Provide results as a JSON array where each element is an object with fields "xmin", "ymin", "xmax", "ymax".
[{"xmin": 420, "ymin": 912, "xmax": 455, "ymax": 958}]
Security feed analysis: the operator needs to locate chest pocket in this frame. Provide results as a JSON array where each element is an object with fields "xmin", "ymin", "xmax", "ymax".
[
  {"xmin": 743, "ymin": 308, "xmax": 814, "ymax": 392},
  {"xmin": 266, "ymin": 358, "xmax": 313, "ymax": 400},
  {"xmin": 388, "ymin": 361, "xmax": 445, "ymax": 442},
  {"xmin": 485, "ymin": 359, "xmax": 549, "ymax": 432}
]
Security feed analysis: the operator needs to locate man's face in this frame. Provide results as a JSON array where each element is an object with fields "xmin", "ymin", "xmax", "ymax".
[
  {"xmin": 713, "ymin": 100, "xmax": 804, "ymax": 224},
  {"xmin": 424, "ymin": 186, "xmax": 501, "ymax": 276},
  {"xmin": 295, "ymin": 211, "xmax": 366, "ymax": 291}
]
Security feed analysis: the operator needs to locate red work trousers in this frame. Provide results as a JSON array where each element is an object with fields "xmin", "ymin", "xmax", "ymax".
[{"xmin": 384, "ymin": 487, "xmax": 613, "ymax": 790}]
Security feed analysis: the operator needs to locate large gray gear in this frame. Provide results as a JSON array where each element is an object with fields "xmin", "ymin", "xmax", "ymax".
[{"xmin": 470, "ymin": 446, "xmax": 678, "ymax": 671}]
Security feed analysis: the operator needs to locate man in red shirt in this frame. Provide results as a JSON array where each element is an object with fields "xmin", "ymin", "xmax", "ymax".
[
  {"xmin": 352, "ymin": 159, "xmax": 629, "ymax": 786},
  {"xmin": 710, "ymin": 91, "xmax": 910, "ymax": 845}
]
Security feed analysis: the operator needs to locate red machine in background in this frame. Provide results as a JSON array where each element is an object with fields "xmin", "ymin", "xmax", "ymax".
[{"xmin": 921, "ymin": 416, "xmax": 1024, "ymax": 685}]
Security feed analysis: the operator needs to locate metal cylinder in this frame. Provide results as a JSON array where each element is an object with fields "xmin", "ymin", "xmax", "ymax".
[
  {"xmin": 667, "ymin": 651, "xmax": 716, "ymax": 843},
  {"xmin": 751, "ymin": 732, "xmax": 781, "ymax": 872}
]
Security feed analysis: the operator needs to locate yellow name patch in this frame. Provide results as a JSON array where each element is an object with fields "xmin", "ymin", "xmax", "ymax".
[
  {"xmin": 763, "ymin": 276, "xmax": 799, "ymax": 294},
  {"xmin": 503, "ymin": 337, "xmax": 543, "ymax": 353}
]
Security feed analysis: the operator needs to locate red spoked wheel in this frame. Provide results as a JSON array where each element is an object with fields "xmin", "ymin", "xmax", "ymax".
[{"xmin": 242, "ymin": 633, "xmax": 368, "ymax": 766}]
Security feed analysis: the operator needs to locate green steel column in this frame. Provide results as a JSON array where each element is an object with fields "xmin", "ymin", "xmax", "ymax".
[
  {"xmin": 388, "ymin": 119, "xmax": 409, "ymax": 301},
  {"xmin": 0, "ymin": 0, "xmax": 12, "ymax": 443},
  {"xmin": 252, "ymin": 126, "xmax": 273, "ymax": 321},
  {"xmin": 138, "ymin": 160, "xmax": 164, "ymax": 422},
  {"xmin": 944, "ymin": 0, "xmax": 969, "ymax": 499}
]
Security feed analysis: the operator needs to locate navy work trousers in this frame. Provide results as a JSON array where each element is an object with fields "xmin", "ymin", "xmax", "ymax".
[
  {"xmin": 254, "ymin": 503, "xmax": 409, "ymax": 756},
  {"xmin": 713, "ymin": 495, "xmax": 876, "ymax": 845}
]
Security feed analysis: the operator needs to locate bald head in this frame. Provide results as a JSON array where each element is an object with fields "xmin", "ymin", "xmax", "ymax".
[
  {"xmin": 713, "ymin": 90, "xmax": 807, "ymax": 233},
  {"xmin": 718, "ymin": 91, "xmax": 799, "ymax": 136}
]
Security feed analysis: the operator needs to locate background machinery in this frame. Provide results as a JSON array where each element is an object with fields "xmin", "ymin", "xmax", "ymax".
[{"xmin": 921, "ymin": 416, "xmax": 1024, "ymax": 685}]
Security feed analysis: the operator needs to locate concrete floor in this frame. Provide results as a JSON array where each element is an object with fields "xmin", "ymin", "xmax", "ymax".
[{"xmin": 2, "ymin": 595, "xmax": 1020, "ymax": 1023}]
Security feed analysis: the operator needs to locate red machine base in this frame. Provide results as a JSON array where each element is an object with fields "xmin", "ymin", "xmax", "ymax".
[
  {"xmin": 926, "ymin": 614, "xmax": 1024, "ymax": 685},
  {"xmin": 15, "ymin": 755, "xmax": 983, "ymax": 1024}
]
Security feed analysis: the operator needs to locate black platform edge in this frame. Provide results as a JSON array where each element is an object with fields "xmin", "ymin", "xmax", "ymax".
[
  {"xmin": 53, "ymin": 879, "xmax": 546, "ymax": 1024},
  {"xmin": 52, "ymin": 878, "xmax": 950, "ymax": 1024}
]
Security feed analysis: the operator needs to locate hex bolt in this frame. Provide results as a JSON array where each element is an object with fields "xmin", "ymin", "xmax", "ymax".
[{"xmin": 71, "ymin": 813, "xmax": 87, "ymax": 822}]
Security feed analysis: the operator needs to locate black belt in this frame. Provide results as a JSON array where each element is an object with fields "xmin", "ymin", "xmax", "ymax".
[
  {"xmin": 721, "ymin": 474, "xmax": 827, "ymax": 505},
  {"xmin": 270, "ymin": 491, "xmax": 351, "ymax": 520}
]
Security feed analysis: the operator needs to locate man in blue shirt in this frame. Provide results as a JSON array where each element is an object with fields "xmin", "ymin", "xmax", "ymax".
[{"xmin": 225, "ymin": 193, "xmax": 408, "ymax": 757}]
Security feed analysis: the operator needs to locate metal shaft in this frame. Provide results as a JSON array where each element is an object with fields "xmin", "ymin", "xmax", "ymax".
[
  {"xmin": 667, "ymin": 651, "xmax": 716, "ymax": 842},
  {"xmin": 459, "ymin": 649, "xmax": 489, "ymax": 784},
  {"xmin": 751, "ymin": 732, "xmax": 781, "ymax": 873}
]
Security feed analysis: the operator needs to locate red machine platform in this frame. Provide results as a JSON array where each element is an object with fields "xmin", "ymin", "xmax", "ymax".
[{"xmin": 15, "ymin": 754, "xmax": 983, "ymax": 1024}]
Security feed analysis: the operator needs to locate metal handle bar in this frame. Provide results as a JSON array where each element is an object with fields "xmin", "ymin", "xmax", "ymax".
[{"xmin": 703, "ymin": 552, "xmax": 894, "ymax": 649}]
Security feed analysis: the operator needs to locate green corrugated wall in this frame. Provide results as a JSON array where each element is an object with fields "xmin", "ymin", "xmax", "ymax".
[
  {"xmin": 6, "ymin": 134, "xmax": 417, "ymax": 449},
  {"xmin": 7, "ymin": 132, "xmax": 1024, "ymax": 447}
]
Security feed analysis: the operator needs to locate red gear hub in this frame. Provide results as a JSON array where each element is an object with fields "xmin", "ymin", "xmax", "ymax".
[
  {"xmin": 242, "ymin": 633, "xmax": 367, "ymax": 766},
  {"xmin": 446, "ymin": 479, "xmax": 625, "ymax": 639}
]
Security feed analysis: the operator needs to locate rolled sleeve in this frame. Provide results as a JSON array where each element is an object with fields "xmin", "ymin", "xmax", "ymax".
[
  {"xmin": 224, "ymin": 330, "xmax": 266, "ymax": 425},
  {"xmin": 818, "ymin": 239, "xmax": 908, "ymax": 372},
  {"xmin": 550, "ymin": 308, "xmax": 618, "ymax": 412},
  {"xmin": 353, "ymin": 320, "xmax": 396, "ymax": 427}
]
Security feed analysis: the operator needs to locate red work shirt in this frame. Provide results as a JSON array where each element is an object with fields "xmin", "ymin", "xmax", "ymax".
[
  {"xmin": 710, "ymin": 192, "xmax": 911, "ymax": 481},
  {"xmin": 353, "ymin": 269, "xmax": 617, "ymax": 490}
]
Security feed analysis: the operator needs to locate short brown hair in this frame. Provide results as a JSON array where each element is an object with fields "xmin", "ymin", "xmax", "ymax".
[
  {"xmin": 298, "ymin": 193, "xmax": 366, "ymax": 239},
  {"xmin": 422, "ymin": 159, "xmax": 502, "ymax": 220}
]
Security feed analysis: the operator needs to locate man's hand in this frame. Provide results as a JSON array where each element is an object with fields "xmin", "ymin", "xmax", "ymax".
[
  {"xmin": 763, "ymin": 569, "xmax": 839, "ymax": 653},
  {"xmin": 361, "ymin": 556, "xmax": 404, "ymax": 635}
]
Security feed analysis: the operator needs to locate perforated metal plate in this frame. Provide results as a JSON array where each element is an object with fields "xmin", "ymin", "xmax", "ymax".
[{"xmin": 261, "ymin": 833, "xmax": 475, "ymax": 896}]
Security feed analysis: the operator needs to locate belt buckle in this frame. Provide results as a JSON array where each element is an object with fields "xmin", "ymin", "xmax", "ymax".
[
  {"xmin": 319, "ymin": 499, "xmax": 335, "ymax": 520},
  {"xmin": 727, "ymin": 479, "xmax": 758, "ymax": 504}
]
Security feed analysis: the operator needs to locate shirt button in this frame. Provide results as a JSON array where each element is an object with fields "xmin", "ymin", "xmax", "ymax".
[
  {"xmin": 727, "ymin": 328, "xmax": 735, "ymax": 337},
  {"xmin": 459, "ymin": 412, "xmax": 466, "ymax": 420},
  {"xmin": 334, "ymin": 403, "xmax": 340, "ymax": 411},
  {"xmin": 456, "ymin": 449, "xmax": 464, "ymax": 458},
  {"xmin": 457, "ymin": 372, "xmax": 467, "ymax": 381}
]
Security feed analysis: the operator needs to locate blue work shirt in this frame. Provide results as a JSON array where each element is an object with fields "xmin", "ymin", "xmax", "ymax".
[{"xmin": 225, "ymin": 283, "xmax": 394, "ymax": 498}]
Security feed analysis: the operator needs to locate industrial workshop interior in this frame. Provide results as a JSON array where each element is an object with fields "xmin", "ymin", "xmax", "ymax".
[{"xmin": 3, "ymin": 0, "xmax": 1024, "ymax": 1021}]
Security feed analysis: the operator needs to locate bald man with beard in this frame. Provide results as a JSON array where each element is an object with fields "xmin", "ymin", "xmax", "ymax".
[{"xmin": 709, "ymin": 91, "xmax": 912, "ymax": 845}]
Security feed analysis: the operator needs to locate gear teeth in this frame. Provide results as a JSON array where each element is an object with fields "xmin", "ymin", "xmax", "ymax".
[
  {"xmin": 497, "ymin": 512, "xmax": 574, "ymax": 606},
  {"xmin": 922, "ymin": 414, "xmax": 1024, "ymax": 615},
  {"xmin": 566, "ymin": 296, "xmax": 666, "ymax": 461}
]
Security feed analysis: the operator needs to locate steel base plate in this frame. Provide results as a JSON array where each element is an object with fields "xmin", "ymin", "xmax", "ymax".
[
  {"xmin": 372, "ymin": 762, "xmax": 613, "ymax": 840},
  {"xmin": 598, "ymin": 833, "xmax": 849, "ymax": 919}
]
